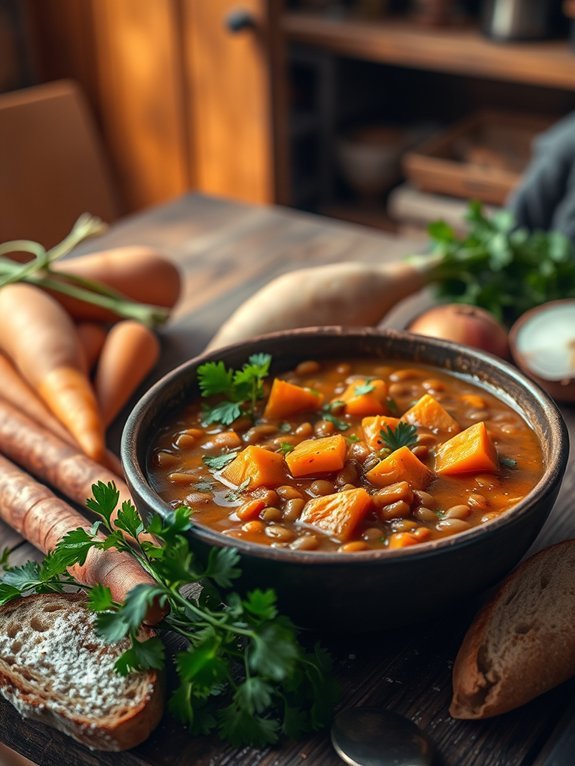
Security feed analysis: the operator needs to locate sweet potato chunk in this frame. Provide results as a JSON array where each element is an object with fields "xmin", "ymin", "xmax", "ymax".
[
  {"xmin": 263, "ymin": 378, "xmax": 323, "ymax": 420},
  {"xmin": 300, "ymin": 487, "xmax": 373, "ymax": 542},
  {"xmin": 337, "ymin": 377, "xmax": 388, "ymax": 417},
  {"xmin": 365, "ymin": 445, "xmax": 434, "ymax": 489},
  {"xmin": 434, "ymin": 421, "xmax": 499, "ymax": 476},
  {"xmin": 401, "ymin": 394, "xmax": 460, "ymax": 434},
  {"xmin": 221, "ymin": 445, "xmax": 287, "ymax": 488},
  {"xmin": 362, "ymin": 415, "xmax": 402, "ymax": 450},
  {"xmin": 286, "ymin": 434, "xmax": 347, "ymax": 477}
]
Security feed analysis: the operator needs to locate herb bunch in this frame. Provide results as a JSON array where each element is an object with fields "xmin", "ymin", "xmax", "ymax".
[
  {"xmin": 0, "ymin": 482, "xmax": 337, "ymax": 747},
  {"xmin": 427, "ymin": 201, "xmax": 575, "ymax": 324},
  {"xmin": 0, "ymin": 216, "xmax": 170, "ymax": 327},
  {"xmin": 198, "ymin": 353, "xmax": 271, "ymax": 426}
]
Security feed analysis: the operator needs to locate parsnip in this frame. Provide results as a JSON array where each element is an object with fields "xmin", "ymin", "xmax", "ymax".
[{"xmin": 206, "ymin": 256, "xmax": 439, "ymax": 351}]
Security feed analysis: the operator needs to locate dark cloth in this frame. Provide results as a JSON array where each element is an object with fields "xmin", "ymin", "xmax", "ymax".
[{"xmin": 508, "ymin": 112, "xmax": 575, "ymax": 242}]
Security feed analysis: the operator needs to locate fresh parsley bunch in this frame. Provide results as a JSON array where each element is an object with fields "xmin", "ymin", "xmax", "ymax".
[
  {"xmin": 428, "ymin": 201, "xmax": 575, "ymax": 324},
  {"xmin": 0, "ymin": 482, "xmax": 338, "ymax": 747}
]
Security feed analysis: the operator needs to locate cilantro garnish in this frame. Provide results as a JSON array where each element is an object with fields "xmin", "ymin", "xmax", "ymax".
[
  {"xmin": 380, "ymin": 422, "xmax": 418, "ymax": 452},
  {"xmin": 225, "ymin": 478, "xmax": 251, "ymax": 502},
  {"xmin": 203, "ymin": 452, "xmax": 238, "ymax": 471},
  {"xmin": 499, "ymin": 455, "xmax": 517, "ymax": 469},
  {"xmin": 354, "ymin": 379, "xmax": 375, "ymax": 396},
  {"xmin": 0, "ymin": 481, "xmax": 338, "ymax": 747},
  {"xmin": 198, "ymin": 354, "xmax": 271, "ymax": 426},
  {"xmin": 321, "ymin": 402, "xmax": 349, "ymax": 432},
  {"xmin": 278, "ymin": 442, "xmax": 295, "ymax": 455}
]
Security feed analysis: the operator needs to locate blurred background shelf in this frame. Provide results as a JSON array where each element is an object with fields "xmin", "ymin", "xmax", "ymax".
[{"xmin": 3, "ymin": 0, "xmax": 575, "ymax": 241}]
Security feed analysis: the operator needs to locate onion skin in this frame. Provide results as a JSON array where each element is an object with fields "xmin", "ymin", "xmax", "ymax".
[{"xmin": 407, "ymin": 304, "xmax": 510, "ymax": 359}]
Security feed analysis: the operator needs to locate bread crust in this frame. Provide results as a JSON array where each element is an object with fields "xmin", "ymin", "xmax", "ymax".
[
  {"xmin": 0, "ymin": 593, "xmax": 164, "ymax": 750},
  {"xmin": 450, "ymin": 539, "xmax": 575, "ymax": 719}
]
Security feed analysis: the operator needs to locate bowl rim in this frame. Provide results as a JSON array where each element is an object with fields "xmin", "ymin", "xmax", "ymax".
[{"xmin": 121, "ymin": 326, "xmax": 569, "ymax": 566}]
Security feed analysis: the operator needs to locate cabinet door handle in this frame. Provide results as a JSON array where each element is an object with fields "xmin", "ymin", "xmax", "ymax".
[{"xmin": 225, "ymin": 8, "xmax": 256, "ymax": 33}]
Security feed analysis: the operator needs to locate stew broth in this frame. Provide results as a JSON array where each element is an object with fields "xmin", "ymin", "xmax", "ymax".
[{"xmin": 148, "ymin": 359, "xmax": 543, "ymax": 553}]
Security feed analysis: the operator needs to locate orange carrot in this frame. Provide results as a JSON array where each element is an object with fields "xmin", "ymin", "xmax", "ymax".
[
  {"xmin": 0, "ymin": 353, "xmax": 77, "ymax": 446},
  {"xmin": 338, "ymin": 377, "xmax": 389, "ymax": 417},
  {"xmin": 300, "ymin": 488, "xmax": 373, "ymax": 542},
  {"xmin": 286, "ymin": 434, "xmax": 347, "ymax": 478},
  {"xmin": 365, "ymin": 446, "xmax": 434, "ymax": 489},
  {"xmin": 76, "ymin": 321, "xmax": 108, "ymax": 374},
  {"xmin": 0, "ymin": 453, "xmax": 163, "ymax": 623},
  {"xmin": 0, "ymin": 283, "xmax": 105, "ymax": 463},
  {"xmin": 401, "ymin": 394, "xmax": 460, "ymax": 435},
  {"xmin": 95, "ymin": 320, "xmax": 160, "ymax": 428},
  {"xmin": 52, "ymin": 247, "xmax": 182, "ymax": 322},
  {"xmin": 0, "ymin": 397, "xmax": 153, "ymax": 545},
  {"xmin": 434, "ymin": 422, "xmax": 499, "ymax": 476},
  {"xmin": 221, "ymin": 446, "xmax": 287, "ymax": 489},
  {"xmin": 263, "ymin": 378, "xmax": 323, "ymax": 420}
]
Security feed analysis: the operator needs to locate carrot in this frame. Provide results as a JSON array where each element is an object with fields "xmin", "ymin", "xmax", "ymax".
[
  {"xmin": 52, "ymin": 247, "xmax": 182, "ymax": 323},
  {"xmin": 338, "ymin": 377, "xmax": 388, "ymax": 417},
  {"xmin": 286, "ymin": 434, "xmax": 347, "ymax": 477},
  {"xmin": 263, "ymin": 378, "xmax": 323, "ymax": 420},
  {"xmin": 221, "ymin": 445, "xmax": 287, "ymax": 489},
  {"xmin": 0, "ymin": 284, "xmax": 105, "ymax": 463},
  {"xmin": 94, "ymin": 320, "xmax": 160, "ymax": 427},
  {"xmin": 401, "ymin": 394, "xmax": 460, "ymax": 435},
  {"xmin": 206, "ymin": 256, "xmax": 439, "ymax": 350},
  {"xmin": 76, "ymin": 321, "xmax": 108, "ymax": 373},
  {"xmin": 434, "ymin": 422, "xmax": 499, "ymax": 476},
  {"xmin": 0, "ymin": 397, "xmax": 156, "ymax": 549},
  {"xmin": 365, "ymin": 446, "xmax": 434, "ymax": 489},
  {"xmin": 0, "ymin": 453, "xmax": 163, "ymax": 623},
  {"xmin": 362, "ymin": 415, "xmax": 402, "ymax": 450},
  {"xmin": 0, "ymin": 353, "xmax": 77, "ymax": 446},
  {"xmin": 300, "ymin": 488, "xmax": 373, "ymax": 542}
]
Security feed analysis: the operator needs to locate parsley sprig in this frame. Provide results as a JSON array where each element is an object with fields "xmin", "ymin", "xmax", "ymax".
[
  {"xmin": 0, "ymin": 481, "xmax": 337, "ymax": 747},
  {"xmin": 198, "ymin": 354, "xmax": 271, "ymax": 426},
  {"xmin": 380, "ymin": 422, "xmax": 418, "ymax": 452}
]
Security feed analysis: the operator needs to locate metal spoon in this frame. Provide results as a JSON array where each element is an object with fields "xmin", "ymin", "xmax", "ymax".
[{"xmin": 331, "ymin": 707, "xmax": 435, "ymax": 766}]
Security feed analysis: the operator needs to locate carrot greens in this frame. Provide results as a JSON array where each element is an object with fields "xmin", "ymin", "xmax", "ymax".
[
  {"xmin": 0, "ymin": 216, "xmax": 170, "ymax": 327},
  {"xmin": 0, "ymin": 481, "xmax": 337, "ymax": 747}
]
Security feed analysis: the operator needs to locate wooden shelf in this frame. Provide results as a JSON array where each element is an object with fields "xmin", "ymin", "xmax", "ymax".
[{"xmin": 283, "ymin": 12, "xmax": 575, "ymax": 91}]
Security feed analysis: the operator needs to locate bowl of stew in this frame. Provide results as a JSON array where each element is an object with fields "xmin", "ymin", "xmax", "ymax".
[{"xmin": 122, "ymin": 327, "xmax": 568, "ymax": 632}]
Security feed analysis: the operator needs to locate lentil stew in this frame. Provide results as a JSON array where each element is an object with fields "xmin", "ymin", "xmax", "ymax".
[{"xmin": 148, "ymin": 358, "xmax": 543, "ymax": 553}]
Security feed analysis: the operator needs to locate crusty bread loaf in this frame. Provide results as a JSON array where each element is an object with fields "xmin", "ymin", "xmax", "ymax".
[
  {"xmin": 450, "ymin": 539, "xmax": 575, "ymax": 719},
  {"xmin": 0, "ymin": 593, "xmax": 163, "ymax": 750}
]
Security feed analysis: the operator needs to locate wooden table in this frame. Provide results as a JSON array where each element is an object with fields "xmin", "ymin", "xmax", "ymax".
[{"xmin": 1, "ymin": 194, "xmax": 574, "ymax": 766}]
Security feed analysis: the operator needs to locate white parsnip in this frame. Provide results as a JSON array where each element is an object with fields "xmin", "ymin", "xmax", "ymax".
[{"xmin": 207, "ymin": 255, "xmax": 440, "ymax": 351}]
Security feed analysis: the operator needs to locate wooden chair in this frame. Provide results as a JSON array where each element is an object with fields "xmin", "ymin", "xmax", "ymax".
[{"xmin": 0, "ymin": 79, "xmax": 120, "ymax": 248}]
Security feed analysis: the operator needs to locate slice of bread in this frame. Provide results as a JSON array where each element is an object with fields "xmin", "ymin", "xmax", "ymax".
[
  {"xmin": 0, "ymin": 593, "xmax": 163, "ymax": 750},
  {"xmin": 450, "ymin": 539, "xmax": 575, "ymax": 719}
]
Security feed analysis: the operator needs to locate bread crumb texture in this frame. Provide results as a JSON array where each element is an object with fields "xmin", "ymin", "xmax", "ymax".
[
  {"xmin": 0, "ymin": 594, "xmax": 162, "ymax": 751},
  {"xmin": 451, "ymin": 540, "xmax": 575, "ymax": 719}
]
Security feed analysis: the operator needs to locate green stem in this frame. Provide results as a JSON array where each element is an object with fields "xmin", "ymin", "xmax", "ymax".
[
  {"xmin": 170, "ymin": 589, "xmax": 256, "ymax": 639},
  {"xmin": 24, "ymin": 273, "xmax": 169, "ymax": 327}
]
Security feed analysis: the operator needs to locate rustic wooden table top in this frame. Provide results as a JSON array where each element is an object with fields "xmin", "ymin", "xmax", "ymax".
[{"xmin": 1, "ymin": 193, "xmax": 574, "ymax": 766}]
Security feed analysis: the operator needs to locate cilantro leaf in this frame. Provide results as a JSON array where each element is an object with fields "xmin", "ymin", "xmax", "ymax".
[
  {"xmin": 202, "ymin": 452, "xmax": 237, "ymax": 471},
  {"xmin": 249, "ymin": 621, "xmax": 299, "ymax": 681},
  {"xmin": 197, "ymin": 354, "xmax": 271, "ymax": 426},
  {"xmin": 85, "ymin": 481, "xmax": 120, "ymax": 529},
  {"xmin": 197, "ymin": 361, "xmax": 234, "ymax": 397},
  {"xmin": 380, "ymin": 422, "xmax": 418, "ymax": 452},
  {"xmin": 88, "ymin": 583, "xmax": 115, "ymax": 612},
  {"xmin": 354, "ymin": 380, "xmax": 375, "ymax": 395},
  {"xmin": 115, "ymin": 636, "xmax": 165, "ymax": 675},
  {"xmin": 218, "ymin": 702, "xmax": 280, "ymax": 747},
  {"xmin": 278, "ymin": 442, "xmax": 295, "ymax": 455},
  {"xmin": 115, "ymin": 501, "xmax": 145, "ymax": 540},
  {"xmin": 243, "ymin": 589, "xmax": 278, "ymax": 621},
  {"xmin": 0, "ymin": 583, "xmax": 22, "ymax": 605},
  {"xmin": 204, "ymin": 547, "xmax": 241, "ymax": 589}
]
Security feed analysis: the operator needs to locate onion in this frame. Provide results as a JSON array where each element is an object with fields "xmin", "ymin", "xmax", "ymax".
[
  {"xmin": 509, "ymin": 299, "xmax": 575, "ymax": 402},
  {"xmin": 406, "ymin": 304, "xmax": 509, "ymax": 359}
]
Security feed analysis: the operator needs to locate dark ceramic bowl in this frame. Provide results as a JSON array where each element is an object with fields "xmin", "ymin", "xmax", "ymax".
[{"xmin": 121, "ymin": 327, "xmax": 569, "ymax": 632}]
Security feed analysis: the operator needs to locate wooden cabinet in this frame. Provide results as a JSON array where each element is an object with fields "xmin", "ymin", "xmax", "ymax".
[
  {"xmin": 26, "ymin": 0, "xmax": 287, "ymax": 212},
  {"xmin": 22, "ymin": 1, "xmax": 575, "ymax": 221}
]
